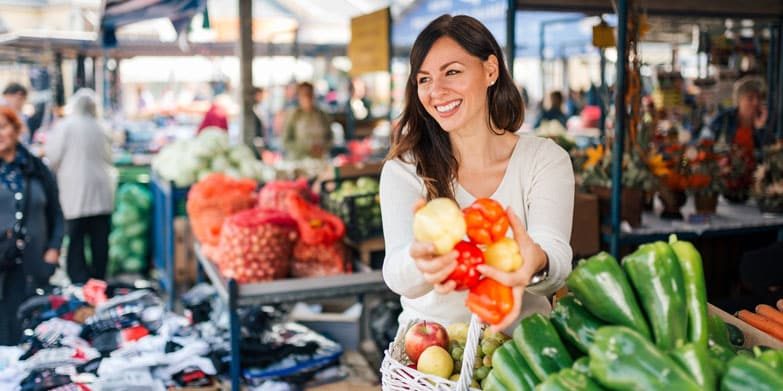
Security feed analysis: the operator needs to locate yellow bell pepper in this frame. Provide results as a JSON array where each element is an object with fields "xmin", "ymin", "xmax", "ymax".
[{"xmin": 413, "ymin": 198, "xmax": 466, "ymax": 255}]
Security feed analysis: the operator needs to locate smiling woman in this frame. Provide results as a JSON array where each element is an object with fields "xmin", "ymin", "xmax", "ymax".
[{"xmin": 381, "ymin": 14, "xmax": 575, "ymax": 334}]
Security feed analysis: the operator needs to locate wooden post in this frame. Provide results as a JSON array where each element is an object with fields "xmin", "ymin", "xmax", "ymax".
[{"xmin": 238, "ymin": 0, "xmax": 254, "ymax": 149}]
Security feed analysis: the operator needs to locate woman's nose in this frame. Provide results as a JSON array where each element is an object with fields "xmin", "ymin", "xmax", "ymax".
[{"xmin": 429, "ymin": 78, "xmax": 449, "ymax": 99}]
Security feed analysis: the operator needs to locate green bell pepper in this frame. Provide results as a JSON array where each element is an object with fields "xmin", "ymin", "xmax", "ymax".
[
  {"xmin": 589, "ymin": 326, "xmax": 700, "ymax": 391},
  {"xmin": 669, "ymin": 235, "xmax": 709, "ymax": 349},
  {"xmin": 482, "ymin": 369, "xmax": 510, "ymax": 391},
  {"xmin": 491, "ymin": 341, "xmax": 538, "ymax": 390},
  {"xmin": 572, "ymin": 357, "xmax": 591, "ymax": 376},
  {"xmin": 622, "ymin": 241, "xmax": 688, "ymax": 350},
  {"xmin": 720, "ymin": 355, "xmax": 783, "ymax": 391},
  {"xmin": 670, "ymin": 343, "xmax": 717, "ymax": 390},
  {"xmin": 550, "ymin": 295, "xmax": 605, "ymax": 354},
  {"xmin": 535, "ymin": 368, "xmax": 606, "ymax": 391},
  {"xmin": 757, "ymin": 349, "xmax": 783, "ymax": 373},
  {"xmin": 708, "ymin": 315, "xmax": 733, "ymax": 349},
  {"xmin": 566, "ymin": 252, "xmax": 651, "ymax": 340},
  {"xmin": 513, "ymin": 313, "xmax": 574, "ymax": 381}
]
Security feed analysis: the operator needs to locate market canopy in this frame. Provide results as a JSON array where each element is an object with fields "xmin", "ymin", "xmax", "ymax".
[
  {"xmin": 100, "ymin": 0, "xmax": 208, "ymax": 47},
  {"xmin": 515, "ymin": 0, "xmax": 783, "ymax": 18}
]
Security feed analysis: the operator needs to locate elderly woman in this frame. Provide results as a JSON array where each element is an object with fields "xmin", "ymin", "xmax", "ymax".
[
  {"xmin": 0, "ymin": 106, "xmax": 64, "ymax": 345},
  {"xmin": 707, "ymin": 76, "xmax": 776, "ymax": 160},
  {"xmin": 45, "ymin": 89, "xmax": 114, "ymax": 285}
]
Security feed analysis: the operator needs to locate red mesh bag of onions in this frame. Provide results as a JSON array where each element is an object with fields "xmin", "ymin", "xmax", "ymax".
[
  {"xmin": 187, "ymin": 173, "xmax": 258, "ymax": 246},
  {"xmin": 257, "ymin": 179, "xmax": 318, "ymax": 211},
  {"xmin": 290, "ymin": 241, "xmax": 352, "ymax": 278},
  {"xmin": 215, "ymin": 208, "xmax": 298, "ymax": 283}
]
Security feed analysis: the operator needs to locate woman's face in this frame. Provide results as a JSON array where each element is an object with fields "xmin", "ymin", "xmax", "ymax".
[
  {"xmin": 0, "ymin": 115, "xmax": 19, "ymax": 155},
  {"xmin": 416, "ymin": 37, "xmax": 497, "ymax": 134},
  {"xmin": 298, "ymin": 90, "xmax": 314, "ymax": 111},
  {"xmin": 738, "ymin": 91, "xmax": 762, "ymax": 121}
]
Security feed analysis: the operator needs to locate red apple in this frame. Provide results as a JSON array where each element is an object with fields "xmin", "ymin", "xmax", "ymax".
[{"xmin": 404, "ymin": 321, "xmax": 449, "ymax": 364}]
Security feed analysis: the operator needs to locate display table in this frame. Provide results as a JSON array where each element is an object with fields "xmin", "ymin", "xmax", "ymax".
[
  {"xmin": 603, "ymin": 198, "xmax": 783, "ymax": 244},
  {"xmin": 194, "ymin": 244, "xmax": 389, "ymax": 390}
]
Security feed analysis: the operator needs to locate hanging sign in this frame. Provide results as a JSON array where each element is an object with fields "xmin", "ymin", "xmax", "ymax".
[{"xmin": 348, "ymin": 8, "xmax": 390, "ymax": 76}]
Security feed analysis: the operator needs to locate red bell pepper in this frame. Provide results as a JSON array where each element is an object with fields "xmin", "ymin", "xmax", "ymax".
[
  {"xmin": 445, "ymin": 241, "xmax": 485, "ymax": 291},
  {"xmin": 463, "ymin": 198, "xmax": 510, "ymax": 245},
  {"xmin": 286, "ymin": 193, "xmax": 345, "ymax": 245},
  {"xmin": 466, "ymin": 278, "xmax": 514, "ymax": 325}
]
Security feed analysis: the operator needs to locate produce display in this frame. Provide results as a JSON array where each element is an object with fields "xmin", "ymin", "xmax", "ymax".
[
  {"xmin": 413, "ymin": 198, "xmax": 522, "ymax": 325},
  {"xmin": 400, "ymin": 320, "xmax": 511, "ymax": 388},
  {"xmin": 151, "ymin": 128, "xmax": 272, "ymax": 187},
  {"xmin": 214, "ymin": 208, "xmax": 297, "ymax": 283},
  {"xmin": 108, "ymin": 183, "xmax": 152, "ymax": 275},
  {"xmin": 736, "ymin": 303, "xmax": 783, "ymax": 342},
  {"xmin": 186, "ymin": 173, "xmax": 258, "ymax": 246},
  {"xmin": 476, "ymin": 235, "xmax": 783, "ymax": 390},
  {"xmin": 322, "ymin": 176, "xmax": 382, "ymax": 241},
  {"xmin": 187, "ymin": 176, "xmax": 352, "ymax": 283}
]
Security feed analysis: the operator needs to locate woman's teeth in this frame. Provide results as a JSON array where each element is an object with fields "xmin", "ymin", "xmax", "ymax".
[{"xmin": 436, "ymin": 100, "xmax": 461, "ymax": 113}]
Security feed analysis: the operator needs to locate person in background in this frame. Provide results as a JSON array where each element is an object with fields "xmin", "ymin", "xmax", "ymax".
[
  {"xmin": 0, "ymin": 107, "xmax": 64, "ymax": 345},
  {"xmin": 45, "ymin": 89, "xmax": 113, "ymax": 285},
  {"xmin": 534, "ymin": 90, "xmax": 568, "ymax": 129},
  {"xmin": 705, "ymin": 76, "xmax": 775, "ymax": 160},
  {"xmin": 282, "ymin": 82, "xmax": 333, "ymax": 160},
  {"xmin": 1, "ymin": 83, "xmax": 29, "ymax": 141},
  {"xmin": 197, "ymin": 95, "xmax": 229, "ymax": 133},
  {"xmin": 252, "ymin": 87, "xmax": 272, "ymax": 150}
]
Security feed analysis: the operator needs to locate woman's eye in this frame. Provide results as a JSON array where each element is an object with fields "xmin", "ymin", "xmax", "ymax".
[
  {"xmin": 446, "ymin": 69, "xmax": 460, "ymax": 76},
  {"xmin": 418, "ymin": 76, "xmax": 430, "ymax": 84}
]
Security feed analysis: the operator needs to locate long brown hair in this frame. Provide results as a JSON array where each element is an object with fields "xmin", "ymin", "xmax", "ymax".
[{"xmin": 388, "ymin": 14, "xmax": 524, "ymax": 200}]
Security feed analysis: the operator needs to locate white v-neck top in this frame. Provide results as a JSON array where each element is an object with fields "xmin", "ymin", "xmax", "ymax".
[{"xmin": 380, "ymin": 134, "xmax": 575, "ymax": 331}]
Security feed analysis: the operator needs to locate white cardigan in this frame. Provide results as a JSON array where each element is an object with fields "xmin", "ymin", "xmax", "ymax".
[
  {"xmin": 45, "ymin": 115, "xmax": 115, "ymax": 220},
  {"xmin": 380, "ymin": 135, "xmax": 575, "ymax": 330}
]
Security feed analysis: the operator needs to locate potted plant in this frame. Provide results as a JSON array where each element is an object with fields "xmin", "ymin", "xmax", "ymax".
[
  {"xmin": 653, "ymin": 142, "xmax": 689, "ymax": 219},
  {"xmin": 719, "ymin": 144, "xmax": 755, "ymax": 204},
  {"xmin": 581, "ymin": 144, "xmax": 655, "ymax": 228},
  {"xmin": 686, "ymin": 140, "xmax": 723, "ymax": 215},
  {"xmin": 752, "ymin": 143, "xmax": 783, "ymax": 214}
]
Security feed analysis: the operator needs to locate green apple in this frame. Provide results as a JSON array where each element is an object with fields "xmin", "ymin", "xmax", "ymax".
[{"xmin": 417, "ymin": 346, "xmax": 454, "ymax": 379}]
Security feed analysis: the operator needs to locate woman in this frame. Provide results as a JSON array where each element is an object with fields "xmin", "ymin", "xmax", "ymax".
[
  {"xmin": 45, "ymin": 89, "xmax": 114, "ymax": 285},
  {"xmin": 0, "ymin": 107, "xmax": 64, "ymax": 345},
  {"xmin": 707, "ymin": 76, "xmax": 776, "ymax": 160},
  {"xmin": 381, "ymin": 15, "xmax": 574, "ymax": 332},
  {"xmin": 282, "ymin": 82, "xmax": 333, "ymax": 160}
]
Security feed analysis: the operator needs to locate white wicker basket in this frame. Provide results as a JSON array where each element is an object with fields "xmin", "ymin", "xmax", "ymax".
[{"xmin": 380, "ymin": 315, "xmax": 484, "ymax": 391}]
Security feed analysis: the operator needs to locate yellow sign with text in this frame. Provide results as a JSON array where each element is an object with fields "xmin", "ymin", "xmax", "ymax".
[{"xmin": 348, "ymin": 8, "xmax": 390, "ymax": 76}]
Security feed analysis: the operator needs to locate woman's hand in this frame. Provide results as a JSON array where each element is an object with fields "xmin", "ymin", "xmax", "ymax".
[
  {"xmin": 754, "ymin": 105, "xmax": 769, "ymax": 129},
  {"xmin": 409, "ymin": 199, "xmax": 459, "ymax": 294},
  {"xmin": 476, "ymin": 208, "xmax": 548, "ymax": 332},
  {"xmin": 43, "ymin": 249, "xmax": 59, "ymax": 265}
]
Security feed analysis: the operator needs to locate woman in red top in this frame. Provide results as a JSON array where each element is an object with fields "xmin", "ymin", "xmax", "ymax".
[{"xmin": 707, "ymin": 76, "xmax": 775, "ymax": 160}]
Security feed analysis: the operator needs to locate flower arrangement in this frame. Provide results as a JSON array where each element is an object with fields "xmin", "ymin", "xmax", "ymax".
[
  {"xmin": 654, "ymin": 140, "xmax": 723, "ymax": 197},
  {"xmin": 580, "ymin": 144, "xmax": 657, "ymax": 191},
  {"xmin": 719, "ymin": 144, "xmax": 756, "ymax": 203},
  {"xmin": 752, "ymin": 143, "xmax": 783, "ymax": 213}
]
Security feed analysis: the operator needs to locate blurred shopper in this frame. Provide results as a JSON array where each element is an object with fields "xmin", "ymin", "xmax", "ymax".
[
  {"xmin": 197, "ymin": 95, "xmax": 229, "ymax": 133},
  {"xmin": 45, "ymin": 89, "xmax": 113, "ymax": 285},
  {"xmin": 253, "ymin": 86, "xmax": 272, "ymax": 150},
  {"xmin": 705, "ymin": 76, "xmax": 775, "ymax": 160},
  {"xmin": 282, "ymin": 82, "xmax": 333, "ymax": 160},
  {"xmin": 534, "ymin": 90, "xmax": 568, "ymax": 128},
  {"xmin": 1, "ymin": 83, "xmax": 29, "ymax": 141},
  {"xmin": 0, "ymin": 107, "xmax": 64, "ymax": 345}
]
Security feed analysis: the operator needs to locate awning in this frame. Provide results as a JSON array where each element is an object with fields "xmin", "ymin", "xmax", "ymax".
[{"xmin": 101, "ymin": 0, "xmax": 208, "ymax": 47}]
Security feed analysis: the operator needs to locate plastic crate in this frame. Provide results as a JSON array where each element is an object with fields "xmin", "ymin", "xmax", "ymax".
[{"xmin": 321, "ymin": 178, "xmax": 382, "ymax": 242}]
